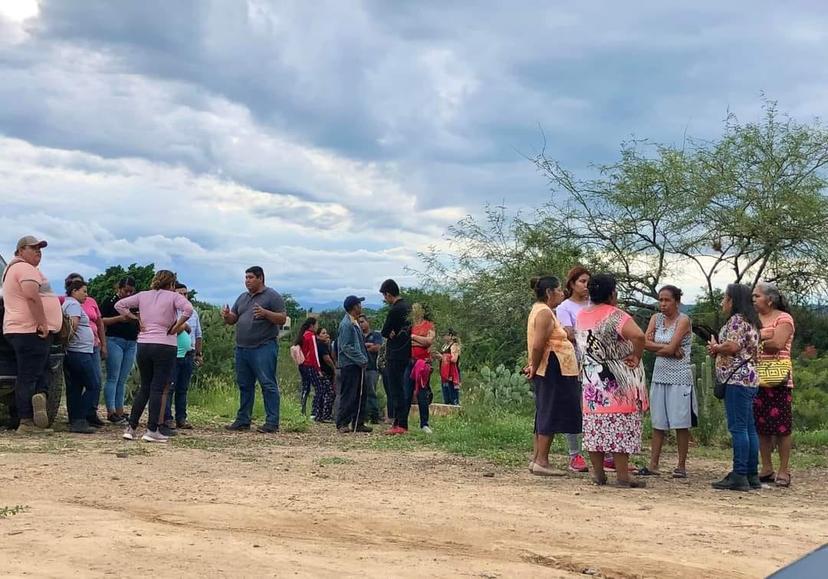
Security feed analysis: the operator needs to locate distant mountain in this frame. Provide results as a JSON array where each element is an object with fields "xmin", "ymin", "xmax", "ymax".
[{"xmin": 301, "ymin": 300, "xmax": 384, "ymax": 313}]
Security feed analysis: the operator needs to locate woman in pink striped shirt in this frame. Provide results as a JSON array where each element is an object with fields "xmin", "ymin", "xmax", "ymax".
[{"xmin": 115, "ymin": 270, "xmax": 192, "ymax": 443}]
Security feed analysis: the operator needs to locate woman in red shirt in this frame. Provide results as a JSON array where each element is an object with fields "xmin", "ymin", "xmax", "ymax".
[
  {"xmin": 294, "ymin": 317, "xmax": 320, "ymax": 416},
  {"xmin": 407, "ymin": 303, "xmax": 435, "ymax": 433}
]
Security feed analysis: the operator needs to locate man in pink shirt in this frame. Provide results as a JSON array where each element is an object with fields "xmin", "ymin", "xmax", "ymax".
[{"xmin": 1, "ymin": 235, "xmax": 63, "ymax": 432}]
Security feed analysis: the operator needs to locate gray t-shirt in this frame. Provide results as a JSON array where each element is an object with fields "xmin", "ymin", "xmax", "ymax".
[
  {"xmin": 231, "ymin": 287, "xmax": 286, "ymax": 348},
  {"xmin": 62, "ymin": 297, "xmax": 95, "ymax": 353}
]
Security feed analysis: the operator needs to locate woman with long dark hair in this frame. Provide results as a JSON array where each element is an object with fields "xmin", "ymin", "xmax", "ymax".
[
  {"xmin": 314, "ymin": 326, "xmax": 336, "ymax": 422},
  {"xmin": 101, "ymin": 276, "xmax": 139, "ymax": 424},
  {"xmin": 526, "ymin": 275, "xmax": 582, "ymax": 476},
  {"xmin": 294, "ymin": 317, "xmax": 321, "ymax": 417},
  {"xmin": 707, "ymin": 283, "xmax": 760, "ymax": 491},
  {"xmin": 116, "ymin": 270, "xmax": 192, "ymax": 443},
  {"xmin": 752, "ymin": 282, "xmax": 795, "ymax": 487},
  {"xmin": 555, "ymin": 266, "xmax": 591, "ymax": 473}
]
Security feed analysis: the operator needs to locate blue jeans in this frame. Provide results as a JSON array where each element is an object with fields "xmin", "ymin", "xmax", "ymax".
[
  {"xmin": 165, "ymin": 352, "xmax": 195, "ymax": 424},
  {"xmin": 235, "ymin": 340, "xmax": 280, "ymax": 426},
  {"xmin": 725, "ymin": 384, "xmax": 759, "ymax": 476},
  {"xmin": 64, "ymin": 350, "xmax": 101, "ymax": 422},
  {"xmin": 104, "ymin": 336, "xmax": 137, "ymax": 412},
  {"xmin": 441, "ymin": 381, "xmax": 460, "ymax": 405}
]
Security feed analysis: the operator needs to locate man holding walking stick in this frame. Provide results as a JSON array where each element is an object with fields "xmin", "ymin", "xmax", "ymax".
[{"xmin": 335, "ymin": 295, "xmax": 371, "ymax": 434}]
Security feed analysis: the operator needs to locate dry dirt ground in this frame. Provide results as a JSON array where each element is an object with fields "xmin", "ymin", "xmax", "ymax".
[{"xmin": 0, "ymin": 424, "xmax": 826, "ymax": 579}]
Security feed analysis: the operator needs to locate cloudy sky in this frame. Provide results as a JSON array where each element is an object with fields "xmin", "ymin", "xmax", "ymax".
[{"xmin": 2, "ymin": 1, "xmax": 827, "ymax": 308}]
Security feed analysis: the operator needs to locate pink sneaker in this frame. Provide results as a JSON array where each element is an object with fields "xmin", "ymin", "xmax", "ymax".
[{"xmin": 569, "ymin": 454, "xmax": 589, "ymax": 473}]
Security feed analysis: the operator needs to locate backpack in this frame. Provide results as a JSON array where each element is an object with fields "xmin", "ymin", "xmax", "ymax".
[
  {"xmin": 55, "ymin": 312, "xmax": 73, "ymax": 347},
  {"xmin": 289, "ymin": 344, "xmax": 305, "ymax": 365}
]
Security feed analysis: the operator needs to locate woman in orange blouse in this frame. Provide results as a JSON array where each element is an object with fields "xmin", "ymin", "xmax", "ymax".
[
  {"xmin": 752, "ymin": 282, "xmax": 796, "ymax": 488},
  {"xmin": 526, "ymin": 275, "xmax": 582, "ymax": 477}
]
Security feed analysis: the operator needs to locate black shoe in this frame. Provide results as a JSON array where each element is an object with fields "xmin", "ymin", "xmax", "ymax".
[
  {"xmin": 354, "ymin": 424, "xmax": 373, "ymax": 433},
  {"xmin": 712, "ymin": 472, "xmax": 751, "ymax": 491},
  {"xmin": 747, "ymin": 474, "xmax": 762, "ymax": 490},
  {"xmin": 107, "ymin": 414, "xmax": 127, "ymax": 425},
  {"xmin": 158, "ymin": 424, "xmax": 177, "ymax": 437},
  {"xmin": 256, "ymin": 423, "xmax": 279, "ymax": 433},
  {"xmin": 86, "ymin": 415, "xmax": 106, "ymax": 428},
  {"xmin": 69, "ymin": 420, "xmax": 96, "ymax": 434},
  {"xmin": 225, "ymin": 421, "xmax": 251, "ymax": 431}
]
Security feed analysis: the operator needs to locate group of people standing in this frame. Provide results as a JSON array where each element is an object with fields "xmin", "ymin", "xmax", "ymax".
[
  {"xmin": 527, "ymin": 266, "xmax": 796, "ymax": 490},
  {"xmin": 292, "ymin": 279, "xmax": 463, "ymax": 436},
  {"xmin": 3, "ymin": 235, "xmax": 796, "ymax": 491}
]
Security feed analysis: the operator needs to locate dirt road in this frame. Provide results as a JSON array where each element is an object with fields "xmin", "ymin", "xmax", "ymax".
[{"xmin": 0, "ymin": 426, "xmax": 825, "ymax": 578}]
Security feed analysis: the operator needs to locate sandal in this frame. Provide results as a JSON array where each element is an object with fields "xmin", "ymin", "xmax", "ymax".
[
  {"xmin": 592, "ymin": 475, "xmax": 608, "ymax": 486},
  {"xmin": 775, "ymin": 473, "xmax": 791, "ymax": 488},
  {"xmin": 636, "ymin": 466, "xmax": 661, "ymax": 476},
  {"xmin": 759, "ymin": 472, "xmax": 776, "ymax": 483},
  {"xmin": 672, "ymin": 468, "xmax": 688, "ymax": 479},
  {"xmin": 615, "ymin": 479, "xmax": 647, "ymax": 489}
]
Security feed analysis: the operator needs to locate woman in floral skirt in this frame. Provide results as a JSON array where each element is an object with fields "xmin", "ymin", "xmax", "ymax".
[{"xmin": 575, "ymin": 273, "xmax": 648, "ymax": 488}]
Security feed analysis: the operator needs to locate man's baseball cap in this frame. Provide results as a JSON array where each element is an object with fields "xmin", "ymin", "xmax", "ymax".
[
  {"xmin": 343, "ymin": 295, "xmax": 365, "ymax": 311},
  {"xmin": 16, "ymin": 236, "xmax": 48, "ymax": 250}
]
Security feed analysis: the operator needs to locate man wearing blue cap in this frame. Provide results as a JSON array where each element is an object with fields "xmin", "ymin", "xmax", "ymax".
[{"xmin": 335, "ymin": 295, "xmax": 372, "ymax": 433}]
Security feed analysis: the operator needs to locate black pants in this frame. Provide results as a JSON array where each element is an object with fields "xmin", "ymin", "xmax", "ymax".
[
  {"xmin": 6, "ymin": 333, "xmax": 53, "ymax": 420},
  {"xmin": 386, "ymin": 359, "xmax": 409, "ymax": 430},
  {"xmin": 335, "ymin": 365, "xmax": 367, "ymax": 430},
  {"xmin": 404, "ymin": 360, "xmax": 433, "ymax": 428},
  {"xmin": 381, "ymin": 369, "xmax": 394, "ymax": 420},
  {"xmin": 129, "ymin": 343, "xmax": 176, "ymax": 431}
]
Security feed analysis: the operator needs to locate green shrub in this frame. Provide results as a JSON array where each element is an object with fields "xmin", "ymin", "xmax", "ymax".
[{"xmin": 469, "ymin": 364, "xmax": 533, "ymax": 411}]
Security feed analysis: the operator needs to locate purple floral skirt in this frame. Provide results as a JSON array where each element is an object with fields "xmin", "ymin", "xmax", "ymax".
[
  {"xmin": 582, "ymin": 412, "xmax": 642, "ymax": 454},
  {"xmin": 753, "ymin": 385, "xmax": 793, "ymax": 436}
]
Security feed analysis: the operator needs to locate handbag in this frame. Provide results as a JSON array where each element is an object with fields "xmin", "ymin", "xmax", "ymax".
[
  {"xmin": 289, "ymin": 344, "xmax": 305, "ymax": 365},
  {"xmin": 757, "ymin": 357, "xmax": 792, "ymax": 388},
  {"xmin": 714, "ymin": 358, "xmax": 750, "ymax": 400}
]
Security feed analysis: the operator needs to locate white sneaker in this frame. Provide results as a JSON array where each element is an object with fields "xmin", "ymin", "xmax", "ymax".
[
  {"xmin": 141, "ymin": 429, "xmax": 169, "ymax": 443},
  {"xmin": 122, "ymin": 426, "xmax": 136, "ymax": 440},
  {"xmin": 421, "ymin": 426, "xmax": 433, "ymax": 434}
]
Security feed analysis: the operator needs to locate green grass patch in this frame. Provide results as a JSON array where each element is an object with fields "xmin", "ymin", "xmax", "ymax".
[
  {"xmin": 0, "ymin": 505, "xmax": 29, "ymax": 519},
  {"xmin": 187, "ymin": 375, "xmax": 310, "ymax": 433}
]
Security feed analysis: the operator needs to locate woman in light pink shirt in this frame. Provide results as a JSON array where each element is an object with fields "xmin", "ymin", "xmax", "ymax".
[{"xmin": 115, "ymin": 270, "xmax": 192, "ymax": 443}]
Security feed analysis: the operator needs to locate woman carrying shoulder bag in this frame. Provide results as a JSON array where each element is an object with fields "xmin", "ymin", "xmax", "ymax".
[{"xmin": 707, "ymin": 284, "xmax": 760, "ymax": 491}]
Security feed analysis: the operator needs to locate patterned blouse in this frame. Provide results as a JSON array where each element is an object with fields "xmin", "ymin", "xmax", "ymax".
[
  {"xmin": 715, "ymin": 314, "xmax": 759, "ymax": 387},
  {"xmin": 575, "ymin": 304, "xmax": 648, "ymax": 415},
  {"xmin": 651, "ymin": 313, "xmax": 693, "ymax": 385}
]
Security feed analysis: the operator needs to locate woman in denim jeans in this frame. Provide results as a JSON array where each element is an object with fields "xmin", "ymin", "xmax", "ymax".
[
  {"xmin": 707, "ymin": 284, "xmax": 760, "ymax": 491},
  {"xmin": 61, "ymin": 280, "xmax": 101, "ymax": 434},
  {"xmin": 100, "ymin": 277, "xmax": 139, "ymax": 424}
]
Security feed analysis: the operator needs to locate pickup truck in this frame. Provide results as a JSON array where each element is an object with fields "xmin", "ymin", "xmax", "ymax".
[{"xmin": 0, "ymin": 253, "xmax": 64, "ymax": 428}]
